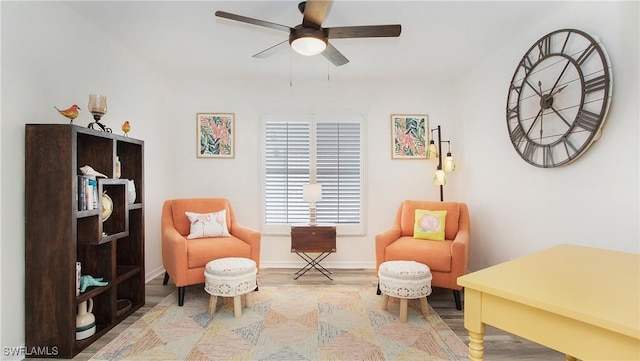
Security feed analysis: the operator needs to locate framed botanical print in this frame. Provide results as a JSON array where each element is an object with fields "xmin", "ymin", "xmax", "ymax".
[
  {"xmin": 391, "ymin": 114, "xmax": 429, "ymax": 159},
  {"xmin": 196, "ymin": 112, "xmax": 234, "ymax": 158}
]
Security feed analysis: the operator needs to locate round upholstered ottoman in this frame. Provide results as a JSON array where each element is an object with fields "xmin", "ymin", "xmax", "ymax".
[
  {"xmin": 378, "ymin": 260, "xmax": 432, "ymax": 322},
  {"xmin": 204, "ymin": 257, "xmax": 257, "ymax": 318}
]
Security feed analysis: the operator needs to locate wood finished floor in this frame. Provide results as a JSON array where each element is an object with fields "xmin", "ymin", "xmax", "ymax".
[{"xmin": 63, "ymin": 268, "xmax": 563, "ymax": 361}]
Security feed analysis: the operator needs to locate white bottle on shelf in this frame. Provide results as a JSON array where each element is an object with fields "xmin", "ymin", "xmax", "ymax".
[{"xmin": 114, "ymin": 156, "xmax": 121, "ymax": 179}]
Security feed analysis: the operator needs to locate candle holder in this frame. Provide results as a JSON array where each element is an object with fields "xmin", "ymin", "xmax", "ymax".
[{"xmin": 87, "ymin": 94, "xmax": 112, "ymax": 132}]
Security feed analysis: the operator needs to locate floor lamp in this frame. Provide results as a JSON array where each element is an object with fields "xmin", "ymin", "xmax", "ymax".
[{"xmin": 426, "ymin": 125, "xmax": 455, "ymax": 201}]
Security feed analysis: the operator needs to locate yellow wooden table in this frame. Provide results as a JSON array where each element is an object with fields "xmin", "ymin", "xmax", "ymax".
[{"xmin": 457, "ymin": 244, "xmax": 640, "ymax": 361}]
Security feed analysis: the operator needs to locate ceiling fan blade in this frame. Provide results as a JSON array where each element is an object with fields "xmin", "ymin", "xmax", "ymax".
[
  {"xmin": 326, "ymin": 25, "xmax": 402, "ymax": 39},
  {"xmin": 215, "ymin": 10, "xmax": 292, "ymax": 33},
  {"xmin": 302, "ymin": 0, "xmax": 333, "ymax": 28},
  {"xmin": 322, "ymin": 42, "xmax": 349, "ymax": 66},
  {"xmin": 253, "ymin": 40, "xmax": 289, "ymax": 58}
]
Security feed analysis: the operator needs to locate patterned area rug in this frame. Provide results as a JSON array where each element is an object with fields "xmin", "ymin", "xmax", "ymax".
[{"xmin": 90, "ymin": 285, "xmax": 468, "ymax": 361}]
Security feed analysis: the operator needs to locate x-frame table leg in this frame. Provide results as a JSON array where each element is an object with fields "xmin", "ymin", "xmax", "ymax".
[{"xmin": 294, "ymin": 252, "xmax": 333, "ymax": 280}]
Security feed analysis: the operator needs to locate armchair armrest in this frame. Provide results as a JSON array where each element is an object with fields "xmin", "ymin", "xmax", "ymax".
[
  {"xmin": 161, "ymin": 224, "xmax": 189, "ymax": 286},
  {"xmin": 450, "ymin": 226, "xmax": 470, "ymax": 289},
  {"xmin": 375, "ymin": 227, "xmax": 402, "ymax": 270},
  {"xmin": 231, "ymin": 223, "xmax": 261, "ymax": 269}
]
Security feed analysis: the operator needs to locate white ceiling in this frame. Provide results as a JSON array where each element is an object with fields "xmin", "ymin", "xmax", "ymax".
[{"xmin": 65, "ymin": 1, "xmax": 554, "ymax": 83}]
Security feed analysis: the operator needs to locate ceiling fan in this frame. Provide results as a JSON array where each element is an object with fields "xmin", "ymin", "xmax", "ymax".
[{"xmin": 215, "ymin": 0, "xmax": 401, "ymax": 66}]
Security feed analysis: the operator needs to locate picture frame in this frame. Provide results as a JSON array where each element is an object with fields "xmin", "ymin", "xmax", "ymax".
[
  {"xmin": 391, "ymin": 114, "xmax": 429, "ymax": 159},
  {"xmin": 196, "ymin": 112, "xmax": 235, "ymax": 158}
]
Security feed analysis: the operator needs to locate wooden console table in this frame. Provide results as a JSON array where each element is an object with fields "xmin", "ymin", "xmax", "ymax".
[
  {"xmin": 457, "ymin": 244, "xmax": 640, "ymax": 361},
  {"xmin": 291, "ymin": 224, "xmax": 336, "ymax": 280}
]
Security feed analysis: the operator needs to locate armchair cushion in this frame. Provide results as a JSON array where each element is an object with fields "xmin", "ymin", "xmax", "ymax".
[
  {"xmin": 187, "ymin": 236, "xmax": 252, "ymax": 269},
  {"xmin": 413, "ymin": 209, "xmax": 447, "ymax": 241},
  {"xmin": 385, "ymin": 237, "xmax": 452, "ymax": 272},
  {"xmin": 185, "ymin": 210, "xmax": 231, "ymax": 239}
]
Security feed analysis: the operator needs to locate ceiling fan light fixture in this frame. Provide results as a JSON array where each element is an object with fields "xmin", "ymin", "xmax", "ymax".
[{"xmin": 290, "ymin": 27, "xmax": 327, "ymax": 56}]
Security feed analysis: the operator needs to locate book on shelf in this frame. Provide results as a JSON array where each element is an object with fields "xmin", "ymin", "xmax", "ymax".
[{"xmin": 77, "ymin": 175, "xmax": 98, "ymax": 211}]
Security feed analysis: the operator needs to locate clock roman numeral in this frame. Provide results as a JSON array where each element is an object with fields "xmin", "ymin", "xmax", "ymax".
[
  {"xmin": 537, "ymin": 35, "xmax": 551, "ymax": 59},
  {"xmin": 543, "ymin": 145, "xmax": 554, "ymax": 167},
  {"xmin": 523, "ymin": 141, "xmax": 536, "ymax": 161},
  {"xmin": 576, "ymin": 43, "xmax": 596, "ymax": 66},
  {"xmin": 509, "ymin": 82, "xmax": 521, "ymax": 95},
  {"xmin": 575, "ymin": 110, "xmax": 600, "ymax": 132},
  {"xmin": 520, "ymin": 56, "xmax": 533, "ymax": 74},
  {"xmin": 562, "ymin": 137, "xmax": 578, "ymax": 158},
  {"xmin": 507, "ymin": 105, "xmax": 519, "ymax": 120},
  {"xmin": 560, "ymin": 31, "xmax": 571, "ymax": 54},
  {"xmin": 510, "ymin": 124, "xmax": 525, "ymax": 144},
  {"xmin": 584, "ymin": 74, "xmax": 608, "ymax": 94}
]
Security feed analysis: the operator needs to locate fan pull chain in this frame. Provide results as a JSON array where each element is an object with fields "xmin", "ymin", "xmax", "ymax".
[
  {"xmin": 327, "ymin": 59, "xmax": 330, "ymax": 81},
  {"xmin": 289, "ymin": 49, "xmax": 293, "ymax": 87}
]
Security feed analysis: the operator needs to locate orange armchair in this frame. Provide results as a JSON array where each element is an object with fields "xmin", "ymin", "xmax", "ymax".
[
  {"xmin": 162, "ymin": 198, "xmax": 261, "ymax": 306},
  {"xmin": 375, "ymin": 200, "xmax": 470, "ymax": 310}
]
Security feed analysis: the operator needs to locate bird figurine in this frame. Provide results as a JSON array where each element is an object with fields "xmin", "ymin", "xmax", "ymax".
[
  {"xmin": 54, "ymin": 104, "xmax": 81, "ymax": 123},
  {"xmin": 79, "ymin": 165, "xmax": 108, "ymax": 178},
  {"xmin": 121, "ymin": 120, "xmax": 131, "ymax": 137}
]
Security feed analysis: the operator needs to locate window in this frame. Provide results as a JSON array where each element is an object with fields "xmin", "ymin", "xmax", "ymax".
[{"xmin": 261, "ymin": 113, "xmax": 365, "ymax": 235}]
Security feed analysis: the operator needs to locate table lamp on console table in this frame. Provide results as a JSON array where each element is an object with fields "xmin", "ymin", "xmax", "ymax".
[{"xmin": 303, "ymin": 183, "xmax": 322, "ymax": 226}]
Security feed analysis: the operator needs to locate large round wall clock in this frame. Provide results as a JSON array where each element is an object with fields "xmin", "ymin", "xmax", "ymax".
[{"xmin": 506, "ymin": 28, "xmax": 612, "ymax": 168}]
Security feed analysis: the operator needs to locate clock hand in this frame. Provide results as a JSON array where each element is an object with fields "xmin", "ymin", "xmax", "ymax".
[
  {"xmin": 550, "ymin": 105, "xmax": 572, "ymax": 128},
  {"xmin": 538, "ymin": 81, "xmax": 544, "ymax": 143},
  {"xmin": 550, "ymin": 84, "xmax": 568, "ymax": 97},
  {"xmin": 538, "ymin": 80, "xmax": 546, "ymax": 144},
  {"xmin": 548, "ymin": 60, "xmax": 571, "ymax": 95},
  {"xmin": 526, "ymin": 109, "xmax": 543, "ymax": 137}
]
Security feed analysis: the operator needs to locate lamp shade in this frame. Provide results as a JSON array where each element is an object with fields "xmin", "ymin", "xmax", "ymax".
[
  {"xmin": 443, "ymin": 153, "xmax": 456, "ymax": 171},
  {"xmin": 290, "ymin": 27, "xmax": 327, "ymax": 56},
  {"xmin": 427, "ymin": 141, "xmax": 438, "ymax": 159},
  {"xmin": 303, "ymin": 183, "xmax": 322, "ymax": 203},
  {"xmin": 434, "ymin": 169, "xmax": 446, "ymax": 185},
  {"xmin": 291, "ymin": 37, "xmax": 327, "ymax": 56}
]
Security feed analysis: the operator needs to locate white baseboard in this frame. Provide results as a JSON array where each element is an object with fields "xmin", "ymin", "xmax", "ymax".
[
  {"xmin": 260, "ymin": 260, "xmax": 376, "ymax": 269},
  {"xmin": 145, "ymin": 262, "xmax": 376, "ymax": 284},
  {"xmin": 145, "ymin": 266, "xmax": 166, "ymax": 284}
]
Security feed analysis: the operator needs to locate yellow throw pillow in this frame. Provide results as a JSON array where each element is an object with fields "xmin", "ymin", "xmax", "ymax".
[{"xmin": 414, "ymin": 209, "xmax": 447, "ymax": 241}]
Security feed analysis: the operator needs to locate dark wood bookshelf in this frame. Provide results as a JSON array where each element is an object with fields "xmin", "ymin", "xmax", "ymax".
[{"xmin": 25, "ymin": 124, "xmax": 145, "ymax": 358}]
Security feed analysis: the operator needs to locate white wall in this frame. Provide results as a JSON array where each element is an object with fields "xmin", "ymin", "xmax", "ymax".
[
  {"xmin": 456, "ymin": 1, "xmax": 640, "ymax": 270},
  {"xmin": 0, "ymin": 2, "xmax": 173, "ymax": 355}
]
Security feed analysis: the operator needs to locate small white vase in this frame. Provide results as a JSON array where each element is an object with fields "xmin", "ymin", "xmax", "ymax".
[
  {"xmin": 76, "ymin": 298, "xmax": 96, "ymax": 340},
  {"xmin": 127, "ymin": 179, "xmax": 136, "ymax": 204}
]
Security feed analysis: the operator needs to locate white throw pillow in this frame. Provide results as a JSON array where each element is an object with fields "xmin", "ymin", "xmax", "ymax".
[{"xmin": 185, "ymin": 210, "xmax": 230, "ymax": 239}]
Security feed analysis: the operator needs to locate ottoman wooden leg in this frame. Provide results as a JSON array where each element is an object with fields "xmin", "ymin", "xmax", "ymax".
[
  {"xmin": 233, "ymin": 295, "xmax": 242, "ymax": 318},
  {"xmin": 399, "ymin": 298, "xmax": 408, "ymax": 322},
  {"xmin": 420, "ymin": 297, "xmax": 430, "ymax": 317},
  {"xmin": 245, "ymin": 292, "xmax": 253, "ymax": 308},
  {"xmin": 208, "ymin": 295, "xmax": 218, "ymax": 315},
  {"xmin": 380, "ymin": 294, "xmax": 389, "ymax": 310}
]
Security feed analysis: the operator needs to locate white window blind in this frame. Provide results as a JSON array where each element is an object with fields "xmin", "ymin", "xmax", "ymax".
[
  {"xmin": 262, "ymin": 114, "xmax": 364, "ymax": 234},
  {"xmin": 264, "ymin": 121, "xmax": 310, "ymax": 224},
  {"xmin": 316, "ymin": 122, "xmax": 361, "ymax": 224}
]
